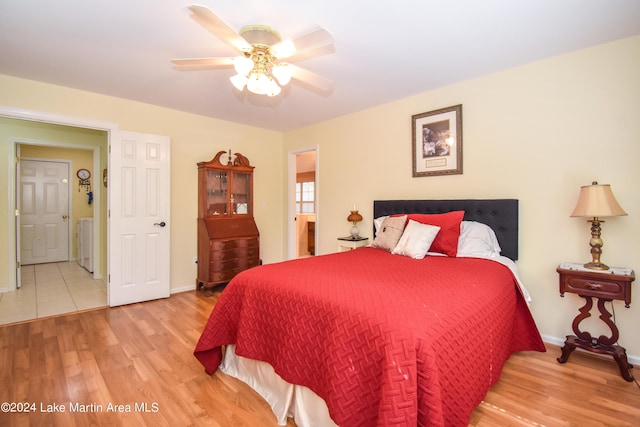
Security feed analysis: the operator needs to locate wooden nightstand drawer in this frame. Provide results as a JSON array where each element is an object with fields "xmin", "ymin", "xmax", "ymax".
[
  {"xmin": 561, "ymin": 276, "xmax": 626, "ymax": 300},
  {"xmin": 557, "ymin": 265, "xmax": 634, "ymax": 307}
]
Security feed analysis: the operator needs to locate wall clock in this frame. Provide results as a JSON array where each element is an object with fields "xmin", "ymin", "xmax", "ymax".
[{"xmin": 77, "ymin": 168, "xmax": 91, "ymax": 180}]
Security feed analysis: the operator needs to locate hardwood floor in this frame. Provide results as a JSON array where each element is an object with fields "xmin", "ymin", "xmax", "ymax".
[{"xmin": 1, "ymin": 289, "xmax": 638, "ymax": 427}]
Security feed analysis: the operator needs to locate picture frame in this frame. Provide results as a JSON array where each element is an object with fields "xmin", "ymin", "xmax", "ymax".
[{"xmin": 411, "ymin": 104, "xmax": 462, "ymax": 177}]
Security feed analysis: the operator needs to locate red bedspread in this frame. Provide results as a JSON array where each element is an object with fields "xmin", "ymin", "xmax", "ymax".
[{"xmin": 194, "ymin": 247, "xmax": 544, "ymax": 427}]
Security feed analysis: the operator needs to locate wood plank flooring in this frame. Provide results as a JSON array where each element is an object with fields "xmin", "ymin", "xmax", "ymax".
[{"xmin": 0, "ymin": 289, "xmax": 638, "ymax": 427}]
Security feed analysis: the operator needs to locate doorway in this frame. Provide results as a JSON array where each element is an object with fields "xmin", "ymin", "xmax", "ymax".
[
  {"xmin": 0, "ymin": 141, "xmax": 106, "ymax": 324},
  {"xmin": 288, "ymin": 147, "xmax": 318, "ymax": 259},
  {"xmin": 12, "ymin": 133, "xmax": 105, "ymax": 286}
]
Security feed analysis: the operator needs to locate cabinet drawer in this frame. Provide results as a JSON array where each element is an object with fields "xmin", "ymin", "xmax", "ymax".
[
  {"xmin": 210, "ymin": 247, "xmax": 259, "ymax": 261},
  {"xmin": 209, "ymin": 263, "xmax": 259, "ymax": 282},
  {"xmin": 209, "ymin": 259, "xmax": 241, "ymax": 272},
  {"xmin": 211, "ymin": 238, "xmax": 259, "ymax": 251},
  {"xmin": 561, "ymin": 276, "xmax": 625, "ymax": 299},
  {"xmin": 237, "ymin": 256, "xmax": 260, "ymax": 268},
  {"xmin": 209, "ymin": 256, "xmax": 259, "ymax": 271}
]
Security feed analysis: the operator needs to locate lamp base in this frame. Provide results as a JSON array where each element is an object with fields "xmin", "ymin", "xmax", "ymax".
[
  {"xmin": 583, "ymin": 261, "xmax": 609, "ymax": 270},
  {"xmin": 350, "ymin": 224, "xmax": 360, "ymax": 239},
  {"xmin": 583, "ymin": 218, "xmax": 609, "ymax": 270}
]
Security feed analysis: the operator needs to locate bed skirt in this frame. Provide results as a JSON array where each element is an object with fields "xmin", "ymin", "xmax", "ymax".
[{"xmin": 221, "ymin": 344, "xmax": 339, "ymax": 427}]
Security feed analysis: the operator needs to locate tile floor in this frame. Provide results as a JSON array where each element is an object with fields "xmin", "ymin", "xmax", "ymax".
[{"xmin": 0, "ymin": 261, "xmax": 107, "ymax": 325}]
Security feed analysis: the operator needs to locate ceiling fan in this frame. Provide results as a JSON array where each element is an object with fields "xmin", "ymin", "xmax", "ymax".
[{"xmin": 171, "ymin": 5, "xmax": 335, "ymax": 97}]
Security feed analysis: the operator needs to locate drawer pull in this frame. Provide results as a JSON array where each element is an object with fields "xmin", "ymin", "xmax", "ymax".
[{"xmin": 587, "ymin": 282, "xmax": 602, "ymax": 290}]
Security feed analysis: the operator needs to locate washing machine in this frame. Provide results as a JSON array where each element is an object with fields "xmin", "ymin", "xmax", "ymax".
[{"xmin": 77, "ymin": 218, "xmax": 94, "ymax": 273}]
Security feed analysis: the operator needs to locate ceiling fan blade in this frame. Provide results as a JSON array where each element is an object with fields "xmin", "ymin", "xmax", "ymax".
[
  {"xmin": 288, "ymin": 64, "xmax": 333, "ymax": 92},
  {"xmin": 188, "ymin": 5, "xmax": 251, "ymax": 52},
  {"xmin": 171, "ymin": 57, "xmax": 235, "ymax": 69},
  {"xmin": 278, "ymin": 44, "xmax": 335, "ymax": 64},
  {"xmin": 272, "ymin": 28, "xmax": 334, "ymax": 59}
]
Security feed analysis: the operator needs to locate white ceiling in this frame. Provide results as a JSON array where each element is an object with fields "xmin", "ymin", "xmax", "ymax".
[{"xmin": 1, "ymin": 1, "xmax": 639, "ymax": 132}]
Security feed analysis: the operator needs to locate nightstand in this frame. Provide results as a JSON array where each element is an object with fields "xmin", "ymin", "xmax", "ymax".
[
  {"xmin": 337, "ymin": 236, "xmax": 368, "ymax": 252},
  {"xmin": 556, "ymin": 262, "xmax": 635, "ymax": 381}
]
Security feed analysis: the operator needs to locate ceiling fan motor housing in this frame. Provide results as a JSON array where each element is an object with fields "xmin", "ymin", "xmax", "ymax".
[{"xmin": 239, "ymin": 25, "xmax": 281, "ymax": 47}]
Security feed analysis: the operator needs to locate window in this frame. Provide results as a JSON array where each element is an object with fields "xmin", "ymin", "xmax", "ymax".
[{"xmin": 296, "ymin": 181, "xmax": 315, "ymax": 214}]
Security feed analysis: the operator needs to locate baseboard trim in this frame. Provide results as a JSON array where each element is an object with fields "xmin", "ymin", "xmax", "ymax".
[{"xmin": 170, "ymin": 284, "xmax": 198, "ymax": 294}]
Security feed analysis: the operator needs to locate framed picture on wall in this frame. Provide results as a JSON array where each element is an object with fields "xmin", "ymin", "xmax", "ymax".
[{"xmin": 411, "ymin": 104, "xmax": 462, "ymax": 177}]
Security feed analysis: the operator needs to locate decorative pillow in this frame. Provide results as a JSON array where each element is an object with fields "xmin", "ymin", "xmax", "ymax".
[
  {"xmin": 371, "ymin": 215, "xmax": 407, "ymax": 251},
  {"xmin": 457, "ymin": 221, "xmax": 501, "ymax": 258},
  {"xmin": 392, "ymin": 220, "xmax": 441, "ymax": 259},
  {"xmin": 394, "ymin": 211, "xmax": 464, "ymax": 257},
  {"xmin": 373, "ymin": 216, "xmax": 389, "ymax": 234}
]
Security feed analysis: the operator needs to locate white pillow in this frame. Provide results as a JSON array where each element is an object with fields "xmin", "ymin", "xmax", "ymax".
[
  {"xmin": 392, "ymin": 220, "xmax": 441, "ymax": 259},
  {"xmin": 456, "ymin": 221, "xmax": 501, "ymax": 257}
]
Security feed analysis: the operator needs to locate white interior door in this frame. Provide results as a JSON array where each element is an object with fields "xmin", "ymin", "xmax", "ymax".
[
  {"xmin": 109, "ymin": 130, "xmax": 170, "ymax": 306},
  {"xmin": 19, "ymin": 159, "xmax": 70, "ymax": 265}
]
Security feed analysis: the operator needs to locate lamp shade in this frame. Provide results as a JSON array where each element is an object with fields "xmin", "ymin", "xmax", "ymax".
[
  {"xmin": 230, "ymin": 74, "xmax": 248, "ymax": 91},
  {"xmin": 247, "ymin": 72, "xmax": 272, "ymax": 95},
  {"xmin": 570, "ymin": 182, "xmax": 627, "ymax": 218},
  {"xmin": 347, "ymin": 210, "xmax": 363, "ymax": 223},
  {"xmin": 272, "ymin": 63, "xmax": 291, "ymax": 85},
  {"xmin": 233, "ymin": 55, "xmax": 254, "ymax": 76}
]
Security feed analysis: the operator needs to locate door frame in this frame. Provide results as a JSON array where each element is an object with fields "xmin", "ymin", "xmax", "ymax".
[
  {"xmin": 287, "ymin": 145, "xmax": 319, "ymax": 260},
  {"xmin": 1, "ymin": 106, "xmax": 113, "ymax": 292}
]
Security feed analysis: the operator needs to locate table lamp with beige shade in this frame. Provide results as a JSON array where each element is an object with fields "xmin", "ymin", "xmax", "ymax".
[{"xmin": 570, "ymin": 181, "xmax": 627, "ymax": 270}]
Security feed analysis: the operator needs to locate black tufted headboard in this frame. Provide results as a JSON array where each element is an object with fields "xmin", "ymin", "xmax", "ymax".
[{"xmin": 373, "ymin": 199, "xmax": 519, "ymax": 260}]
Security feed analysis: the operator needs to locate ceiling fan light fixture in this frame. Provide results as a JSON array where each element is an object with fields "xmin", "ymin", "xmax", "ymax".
[
  {"xmin": 230, "ymin": 73, "xmax": 248, "ymax": 90},
  {"xmin": 272, "ymin": 63, "xmax": 291, "ymax": 86},
  {"xmin": 175, "ymin": 6, "xmax": 335, "ymax": 97},
  {"xmin": 233, "ymin": 55, "xmax": 254, "ymax": 75},
  {"xmin": 266, "ymin": 80, "xmax": 281, "ymax": 97},
  {"xmin": 247, "ymin": 71, "xmax": 273, "ymax": 95}
]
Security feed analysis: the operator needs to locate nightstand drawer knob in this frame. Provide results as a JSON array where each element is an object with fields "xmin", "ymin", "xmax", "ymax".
[{"xmin": 587, "ymin": 282, "xmax": 602, "ymax": 290}]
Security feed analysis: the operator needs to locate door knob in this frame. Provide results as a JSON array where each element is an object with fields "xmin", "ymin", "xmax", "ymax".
[
  {"xmin": 154, "ymin": 221, "xmax": 166, "ymax": 227},
  {"xmin": 62, "ymin": 215, "xmax": 68, "ymax": 220}
]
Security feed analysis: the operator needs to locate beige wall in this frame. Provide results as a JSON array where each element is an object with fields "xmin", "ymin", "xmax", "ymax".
[
  {"xmin": 0, "ymin": 35, "xmax": 638, "ymax": 359},
  {"xmin": 0, "ymin": 77, "xmax": 284, "ymax": 294},
  {"xmin": 284, "ymin": 36, "xmax": 640, "ymax": 358}
]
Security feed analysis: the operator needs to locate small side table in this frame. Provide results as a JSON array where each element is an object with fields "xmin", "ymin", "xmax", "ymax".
[
  {"xmin": 556, "ymin": 262, "xmax": 635, "ymax": 381},
  {"xmin": 337, "ymin": 236, "xmax": 368, "ymax": 252}
]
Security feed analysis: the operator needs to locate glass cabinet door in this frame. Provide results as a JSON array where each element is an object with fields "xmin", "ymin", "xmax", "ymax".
[
  {"xmin": 206, "ymin": 170, "xmax": 228, "ymax": 216},
  {"xmin": 232, "ymin": 172, "xmax": 251, "ymax": 215}
]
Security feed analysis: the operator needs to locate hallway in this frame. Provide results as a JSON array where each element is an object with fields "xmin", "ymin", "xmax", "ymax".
[{"xmin": 0, "ymin": 261, "xmax": 107, "ymax": 325}]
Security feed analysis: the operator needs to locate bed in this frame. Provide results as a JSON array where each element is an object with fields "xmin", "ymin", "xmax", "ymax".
[{"xmin": 194, "ymin": 199, "xmax": 545, "ymax": 427}]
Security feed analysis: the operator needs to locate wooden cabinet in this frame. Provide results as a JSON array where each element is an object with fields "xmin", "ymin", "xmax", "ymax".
[
  {"xmin": 307, "ymin": 222, "xmax": 315, "ymax": 255},
  {"xmin": 197, "ymin": 151, "xmax": 259, "ymax": 294}
]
